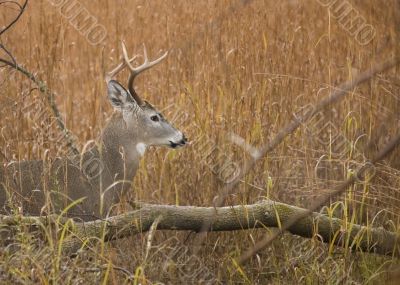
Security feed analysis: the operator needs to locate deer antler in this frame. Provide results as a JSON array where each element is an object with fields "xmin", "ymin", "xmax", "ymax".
[
  {"xmin": 105, "ymin": 54, "xmax": 137, "ymax": 83},
  {"xmin": 106, "ymin": 41, "xmax": 168, "ymax": 106}
]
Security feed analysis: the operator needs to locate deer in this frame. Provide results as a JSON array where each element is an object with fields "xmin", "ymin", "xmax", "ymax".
[{"xmin": 0, "ymin": 42, "xmax": 187, "ymax": 221}]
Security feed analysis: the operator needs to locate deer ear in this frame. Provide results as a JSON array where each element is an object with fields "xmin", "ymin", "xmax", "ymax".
[{"xmin": 107, "ymin": 80, "xmax": 136, "ymax": 110}]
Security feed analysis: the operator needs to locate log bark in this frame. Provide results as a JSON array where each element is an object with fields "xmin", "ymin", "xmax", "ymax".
[{"xmin": 0, "ymin": 200, "xmax": 398, "ymax": 257}]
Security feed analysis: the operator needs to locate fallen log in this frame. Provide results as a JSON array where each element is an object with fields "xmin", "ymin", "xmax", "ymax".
[{"xmin": 1, "ymin": 200, "xmax": 398, "ymax": 257}]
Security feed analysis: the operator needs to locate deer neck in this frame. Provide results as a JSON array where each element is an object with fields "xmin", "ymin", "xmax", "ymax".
[{"xmin": 99, "ymin": 113, "xmax": 144, "ymax": 181}]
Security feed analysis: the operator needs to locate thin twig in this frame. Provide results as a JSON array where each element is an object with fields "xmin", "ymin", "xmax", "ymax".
[{"xmin": 0, "ymin": 0, "xmax": 28, "ymax": 37}]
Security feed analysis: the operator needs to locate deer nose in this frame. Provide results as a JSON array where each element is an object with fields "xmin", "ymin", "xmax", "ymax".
[{"xmin": 180, "ymin": 134, "xmax": 188, "ymax": 145}]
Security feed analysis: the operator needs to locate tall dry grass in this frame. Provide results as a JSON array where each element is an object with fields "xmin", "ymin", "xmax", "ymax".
[{"xmin": 1, "ymin": 0, "xmax": 399, "ymax": 283}]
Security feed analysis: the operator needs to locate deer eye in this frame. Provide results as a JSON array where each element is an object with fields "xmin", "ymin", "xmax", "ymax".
[{"xmin": 150, "ymin": 115, "xmax": 159, "ymax": 122}]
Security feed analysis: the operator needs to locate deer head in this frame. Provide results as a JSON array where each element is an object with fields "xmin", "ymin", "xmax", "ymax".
[{"xmin": 104, "ymin": 42, "xmax": 187, "ymax": 159}]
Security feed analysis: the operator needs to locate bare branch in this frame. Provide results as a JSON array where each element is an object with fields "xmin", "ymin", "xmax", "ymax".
[
  {"xmin": 237, "ymin": 131, "xmax": 400, "ymax": 264},
  {"xmin": 197, "ymin": 56, "xmax": 400, "ymax": 239},
  {"xmin": 0, "ymin": 51, "xmax": 79, "ymax": 156}
]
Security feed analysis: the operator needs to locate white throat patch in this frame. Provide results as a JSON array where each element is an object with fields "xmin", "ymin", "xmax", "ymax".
[{"xmin": 136, "ymin": 142, "xmax": 147, "ymax": 157}]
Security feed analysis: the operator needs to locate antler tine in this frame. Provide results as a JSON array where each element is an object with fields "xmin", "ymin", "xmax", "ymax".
[
  {"xmin": 105, "ymin": 42, "xmax": 137, "ymax": 83},
  {"xmin": 122, "ymin": 42, "xmax": 168, "ymax": 106},
  {"xmin": 105, "ymin": 62, "xmax": 124, "ymax": 83}
]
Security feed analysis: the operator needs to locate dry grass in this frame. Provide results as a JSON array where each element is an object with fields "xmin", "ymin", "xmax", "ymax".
[{"xmin": 1, "ymin": 0, "xmax": 400, "ymax": 283}]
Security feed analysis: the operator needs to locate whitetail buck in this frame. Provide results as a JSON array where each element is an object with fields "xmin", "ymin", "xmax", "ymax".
[{"xmin": 0, "ymin": 43, "xmax": 187, "ymax": 221}]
